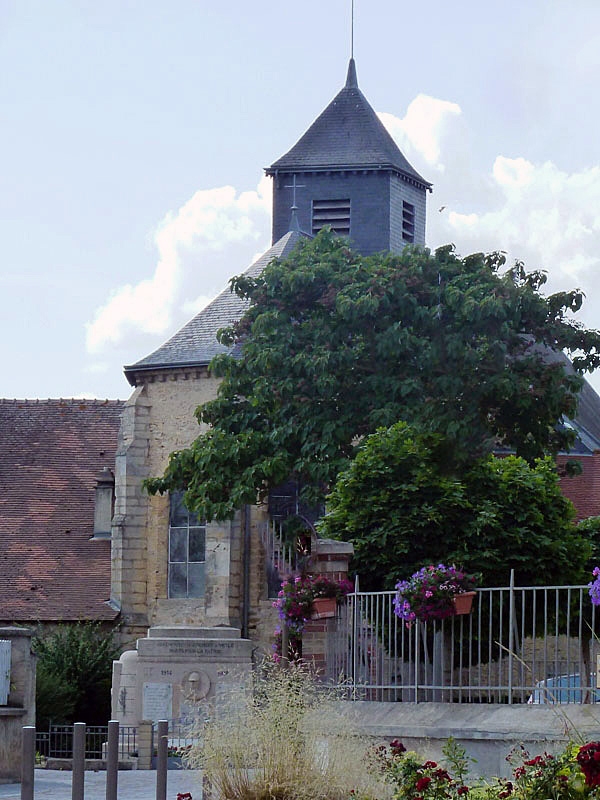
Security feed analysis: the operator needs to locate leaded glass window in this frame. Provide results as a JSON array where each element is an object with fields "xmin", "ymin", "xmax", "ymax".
[{"xmin": 168, "ymin": 491, "xmax": 206, "ymax": 598}]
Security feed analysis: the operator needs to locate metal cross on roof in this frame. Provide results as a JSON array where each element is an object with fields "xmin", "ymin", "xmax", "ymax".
[{"xmin": 284, "ymin": 174, "xmax": 306, "ymax": 211}]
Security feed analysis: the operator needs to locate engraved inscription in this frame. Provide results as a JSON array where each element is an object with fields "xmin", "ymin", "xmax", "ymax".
[{"xmin": 143, "ymin": 682, "xmax": 173, "ymax": 722}]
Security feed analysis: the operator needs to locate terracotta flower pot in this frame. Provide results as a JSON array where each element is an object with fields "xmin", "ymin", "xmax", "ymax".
[
  {"xmin": 452, "ymin": 591, "xmax": 476, "ymax": 615},
  {"xmin": 311, "ymin": 596, "xmax": 337, "ymax": 619}
]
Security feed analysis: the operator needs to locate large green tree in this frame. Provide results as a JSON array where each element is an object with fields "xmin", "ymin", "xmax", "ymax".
[
  {"xmin": 318, "ymin": 421, "xmax": 592, "ymax": 589},
  {"xmin": 146, "ymin": 231, "xmax": 600, "ymax": 521}
]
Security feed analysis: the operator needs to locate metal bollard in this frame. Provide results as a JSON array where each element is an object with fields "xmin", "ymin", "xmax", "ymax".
[
  {"xmin": 72, "ymin": 722, "xmax": 86, "ymax": 800},
  {"xmin": 105, "ymin": 720, "xmax": 119, "ymax": 800},
  {"xmin": 155, "ymin": 719, "xmax": 168, "ymax": 800},
  {"xmin": 20, "ymin": 726, "xmax": 35, "ymax": 800}
]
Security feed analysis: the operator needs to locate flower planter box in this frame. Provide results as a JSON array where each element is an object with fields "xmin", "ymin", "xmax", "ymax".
[
  {"xmin": 452, "ymin": 591, "xmax": 476, "ymax": 616},
  {"xmin": 311, "ymin": 597, "xmax": 337, "ymax": 619}
]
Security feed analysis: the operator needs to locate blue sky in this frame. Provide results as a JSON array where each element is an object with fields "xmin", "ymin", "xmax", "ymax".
[{"xmin": 2, "ymin": 1, "xmax": 600, "ymax": 399}]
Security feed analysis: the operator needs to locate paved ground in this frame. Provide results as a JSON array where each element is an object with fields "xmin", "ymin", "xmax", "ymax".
[{"xmin": 0, "ymin": 768, "xmax": 203, "ymax": 800}]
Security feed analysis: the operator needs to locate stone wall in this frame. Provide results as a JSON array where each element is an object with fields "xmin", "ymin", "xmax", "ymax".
[
  {"xmin": 112, "ymin": 369, "xmax": 282, "ymax": 646},
  {"xmin": 0, "ymin": 628, "xmax": 35, "ymax": 783},
  {"xmin": 112, "ymin": 370, "xmax": 228, "ymax": 638}
]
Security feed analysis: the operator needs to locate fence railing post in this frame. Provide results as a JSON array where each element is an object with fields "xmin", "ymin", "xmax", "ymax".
[
  {"xmin": 20, "ymin": 726, "xmax": 35, "ymax": 800},
  {"xmin": 508, "ymin": 569, "xmax": 515, "ymax": 705},
  {"xmin": 72, "ymin": 722, "xmax": 85, "ymax": 800},
  {"xmin": 352, "ymin": 575, "xmax": 359, "ymax": 695},
  {"xmin": 105, "ymin": 720, "xmax": 119, "ymax": 800},
  {"xmin": 156, "ymin": 719, "xmax": 168, "ymax": 800}
]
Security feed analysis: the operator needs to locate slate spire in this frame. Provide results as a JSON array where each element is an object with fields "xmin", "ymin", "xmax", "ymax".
[{"xmin": 266, "ymin": 59, "xmax": 429, "ymax": 184}]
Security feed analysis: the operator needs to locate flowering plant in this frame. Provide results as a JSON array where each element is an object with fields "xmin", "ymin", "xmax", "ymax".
[
  {"xmin": 577, "ymin": 742, "xmax": 600, "ymax": 788},
  {"xmin": 372, "ymin": 738, "xmax": 470, "ymax": 799},
  {"xmin": 273, "ymin": 575, "xmax": 315, "ymax": 633},
  {"xmin": 273, "ymin": 574, "xmax": 352, "ymax": 631},
  {"xmin": 503, "ymin": 741, "xmax": 600, "ymax": 799},
  {"xmin": 311, "ymin": 574, "xmax": 354, "ymax": 600},
  {"xmin": 393, "ymin": 564, "xmax": 477, "ymax": 626},
  {"xmin": 369, "ymin": 738, "xmax": 600, "ymax": 799},
  {"xmin": 272, "ymin": 573, "xmax": 353, "ymax": 661},
  {"xmin": 588, "ymin": 567, "xmax": 600, "ymax": 606}
]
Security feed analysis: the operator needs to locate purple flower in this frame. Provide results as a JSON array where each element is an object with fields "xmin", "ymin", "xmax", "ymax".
[
  {"xmin": 589, "ymin": 568, "xmax": 600, "ymax": 605},
  {"xmin": 393, "ymin": 563, "xmax": 477, "ymax": 625}
]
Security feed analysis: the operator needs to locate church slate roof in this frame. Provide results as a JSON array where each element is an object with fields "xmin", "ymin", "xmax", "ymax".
[
  {"xmin": 561, "ymin": 366, "xmax": 600, "ymax": 454},
  {"xmin": 266, "ymin": 60, "xmax": 431, "ymax": 190},
  {"xmin": 125, "ymin": 230, "xmax": 305, "ymax": 382},
  {"xmin": 0, "ymin": 398, "xmax": 123, "ymax": 622}
]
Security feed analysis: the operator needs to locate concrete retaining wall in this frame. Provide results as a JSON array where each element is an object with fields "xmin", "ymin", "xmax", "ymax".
[{"xmin": 332, "ymin": 700, "xmax": 600, "ymax": 779}]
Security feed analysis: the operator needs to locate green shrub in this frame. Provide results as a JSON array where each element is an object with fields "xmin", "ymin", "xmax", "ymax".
[{"xmin": 34, "ymin": 621, "xmax": 120, "ymax": 727}]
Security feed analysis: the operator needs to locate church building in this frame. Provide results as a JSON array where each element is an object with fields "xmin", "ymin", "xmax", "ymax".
[
  {"xmin": 111, "ymin": 59, "xmax": 430, "ymax": 639},
  {"xmin": 109, "ymin": 59, "xmax": 600, "ymax": 724},
  {"xmin": 109, "ymin": 59, "xmax": 435, "ymax": 722}
]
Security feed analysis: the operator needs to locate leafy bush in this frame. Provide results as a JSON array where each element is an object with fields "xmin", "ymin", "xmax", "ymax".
[
  {"xmin": 34, "ymin": 621, "xmax": 120, "ymax": 727},
  {"xmin": 319, "ymin": 421, "xmax": 592, "ymax": 590}
]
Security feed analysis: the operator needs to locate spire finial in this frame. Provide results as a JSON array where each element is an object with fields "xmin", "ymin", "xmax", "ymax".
[
  {"xmin": 351, "ymin": 0, "xmax": 354, "ymax": 59},
  {"xmin": 345, "ymin": 58, "xmax": 358, "ymax": 89}
]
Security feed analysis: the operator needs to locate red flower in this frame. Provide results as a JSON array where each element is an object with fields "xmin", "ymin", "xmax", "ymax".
[
  {"xmin": 415, "ymin": 777, "xmax": 432, "ymax": 791},
  {"xmin": 457, "ymin": 787, "xmax": 469, "ymax": 796},
  {"xmin": 577, "ymin": 743, "xmax": 600, "ymax": 787}
]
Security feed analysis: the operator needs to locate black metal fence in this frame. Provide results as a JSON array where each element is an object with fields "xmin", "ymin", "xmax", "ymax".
[{"xmin": 35, "ymin": 724, "xmax": 137, "ymax": 760}]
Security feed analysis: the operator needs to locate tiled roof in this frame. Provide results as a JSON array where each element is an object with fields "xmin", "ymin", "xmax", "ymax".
[
  {"xmin": 266, "ymin": 60, "xmax": 431, "ymax": 189},
  {"xmin": 125, "ymin": 230, "xmax": 305, "ymax": 382},
  {"xmin": 0, "ymin": 398, "xmax": 124, "ymax": 622}
]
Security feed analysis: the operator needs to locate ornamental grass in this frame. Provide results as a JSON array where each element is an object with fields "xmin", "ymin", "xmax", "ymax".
[{"xmin": 183, "ymin": 659, "xmax": 388, "ymax": 800}]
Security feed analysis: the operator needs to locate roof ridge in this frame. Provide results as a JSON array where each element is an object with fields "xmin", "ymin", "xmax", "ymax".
[{"xmin": 0, "ymin": 398, "xmax": 125, "ymax": 405}]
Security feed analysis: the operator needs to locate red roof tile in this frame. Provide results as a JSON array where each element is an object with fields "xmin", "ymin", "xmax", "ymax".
[{"xmin": 0, "ymin": 399, "xmax": 124, "ymax": 622}]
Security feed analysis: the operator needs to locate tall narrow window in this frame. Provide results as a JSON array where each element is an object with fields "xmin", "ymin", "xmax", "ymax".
[
  {"xmin": 312, "ymin": 199, "xmax": 350, "ymax": 236},
  {"xmin": 168, "ymin": 491, "xmax": 206, "ymax": 598},
  {"xmin": 402, "ymin": 201, "xmax": 415, "ymax": 243}
]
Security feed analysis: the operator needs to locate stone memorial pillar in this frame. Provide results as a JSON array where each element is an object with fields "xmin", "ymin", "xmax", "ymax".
[{"xmin": 112, "ymin": 625, "xmax": 253, "ymax": 751}]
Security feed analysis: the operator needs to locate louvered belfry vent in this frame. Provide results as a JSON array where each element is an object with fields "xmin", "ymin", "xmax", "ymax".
[
  {"xmin": 402, "ymin": 201, "xmax": 415, "ymax": 243},
  {"xmin": 312, "ymin": 199, "xmax": 351, "ymax": 236}
]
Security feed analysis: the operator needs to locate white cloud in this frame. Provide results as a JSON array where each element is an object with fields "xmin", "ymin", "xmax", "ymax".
[
  {"xmin": 442, "ymin": 158, "xmax": 600, "ymax": 290},
  {"xmin": 380, "ymin": 101, "xmax": 600, "ymax": 312},
  {"xmin": 379, "ymin": 95, "xmax": 461, "ymax": 168},
  {"xmin": 85, "ymin": 176, "xmax": 271, "ymax": 354}
]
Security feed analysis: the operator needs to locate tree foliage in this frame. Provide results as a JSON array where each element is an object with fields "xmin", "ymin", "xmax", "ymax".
[
  {"xmin": 34, "ymin": 622, "xmax": 120, "ymax": 727},
  {"xmin": 146, "ymin": 231, "xmax": 600, "ymax": 521},
  {"xmin": 318, "ymin": 421, "xmax": 592, "ymax": 589}
]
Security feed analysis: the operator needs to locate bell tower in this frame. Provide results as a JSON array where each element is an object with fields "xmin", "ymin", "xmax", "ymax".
[{"xmin": 265, "ymin": 59, "xmax": 431, "ymax": 255}]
